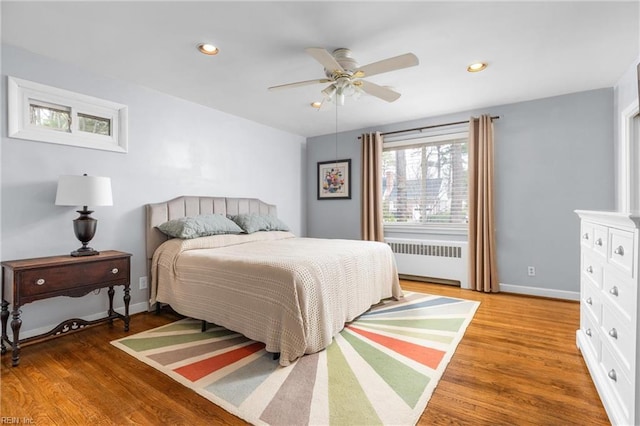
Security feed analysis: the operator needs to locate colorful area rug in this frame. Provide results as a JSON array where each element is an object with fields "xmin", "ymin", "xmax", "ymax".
[{"xmin": 111, "ymin": 292, "xmax": 479, "ymax": 425}]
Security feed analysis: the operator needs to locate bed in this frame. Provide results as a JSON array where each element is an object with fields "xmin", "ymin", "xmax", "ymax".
[{"xmin": 146, "ymin": 196, "xmax": 402, "ymax": 366}]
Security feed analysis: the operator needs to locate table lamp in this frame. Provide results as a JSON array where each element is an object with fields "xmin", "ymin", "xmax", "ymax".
[{"xmin": 55, "ymin": 174, "xmax": 113, "ymax": 256}]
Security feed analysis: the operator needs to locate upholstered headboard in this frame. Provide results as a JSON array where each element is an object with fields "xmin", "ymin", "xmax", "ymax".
[{"xmin": 145, "ymin": 196, "xmax": 277, "ymax": 265}]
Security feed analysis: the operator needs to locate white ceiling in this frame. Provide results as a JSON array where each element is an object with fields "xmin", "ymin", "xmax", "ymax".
[{"xmin": 2, "ymin": 1, "xmax": 638, "ymax": 138}]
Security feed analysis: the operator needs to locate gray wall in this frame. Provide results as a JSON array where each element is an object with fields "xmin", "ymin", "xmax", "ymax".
[
  {"xmin": 1, "ymin": 45, "xmax": 306, "ymax": 336},
  {"xmin": 307, "ymin": 88, "xmax": 615, "ymax": 297}
]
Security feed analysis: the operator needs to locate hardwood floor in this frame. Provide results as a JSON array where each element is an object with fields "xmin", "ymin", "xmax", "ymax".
[{"xmin": 1, "ymin": 281, "xmax": 609, "ymax": 425}]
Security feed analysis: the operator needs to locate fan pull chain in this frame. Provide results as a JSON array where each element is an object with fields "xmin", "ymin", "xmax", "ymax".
[{"xmin": 335, "ymin": 104, "xmax": 339, "ymax": 164}]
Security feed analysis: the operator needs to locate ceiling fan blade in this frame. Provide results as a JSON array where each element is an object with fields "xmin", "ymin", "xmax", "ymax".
[
  {"xmin": 305, "ymin": 47, "xmax": 345, "ymax": 74},
  {"xmin": 359, "ymin": 80, "xmax": 401, "ymax": 102},
  {"xmin": 268, "ymin": 78, "xmax": 332, "ymax": 91},
  {"xmin": 356, "ymin": 53, "xmax": 419, "ymax": 78}
]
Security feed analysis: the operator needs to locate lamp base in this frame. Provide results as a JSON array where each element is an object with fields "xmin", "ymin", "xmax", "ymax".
[
  {"xmin": 71, "ymin": 208, "xmax": 99, "ymax": 257},
  {"xmin": 71, "ymin": 247, "xmax": 100, "ymax": 257}
]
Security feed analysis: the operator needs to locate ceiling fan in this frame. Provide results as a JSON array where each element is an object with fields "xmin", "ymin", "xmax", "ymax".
[{"xmin": 268, "ymin": 47, "xmax": 419, "ymax": 106}]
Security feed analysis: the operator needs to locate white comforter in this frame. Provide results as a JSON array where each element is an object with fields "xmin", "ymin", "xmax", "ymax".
[{"xmin": 151, "ymin": 231, "xmax": 402, "ymax": 365}]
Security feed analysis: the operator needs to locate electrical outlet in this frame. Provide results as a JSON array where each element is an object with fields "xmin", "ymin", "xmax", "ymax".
[
  {"xmin": 527, "ymin": 266, "xmax": 536, "ymax": 277},
  {"xmin": 139, "ymin": 276, "xmax": 148, "ymax": 290}
]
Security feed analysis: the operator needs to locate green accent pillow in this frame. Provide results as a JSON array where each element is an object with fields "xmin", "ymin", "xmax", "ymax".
[
  {"xmin": 228, "ymin": 213, "xmax": 290, "ymax": 234},
  {"xmin": 157, "ymin": 214, "xmax": 244, "ymax": 239}
]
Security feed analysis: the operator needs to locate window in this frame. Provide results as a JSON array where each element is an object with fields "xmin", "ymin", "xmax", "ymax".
[
  {"xmin": 30, "ymin": 101, "xmax": 71, "ymax": 132},
  {"xmin": 382, "ymin": 130, "xmax": 469, "ymax": 229},
  {"xmin": 78, "ymin": 113, "xmax": 111, "ymax": 136},
  {"xmin": 8, "ymin": 76, "xmax": 128, "ymax": 153}
]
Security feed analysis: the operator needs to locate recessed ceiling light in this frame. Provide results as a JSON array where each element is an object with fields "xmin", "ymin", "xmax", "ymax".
[
  {"xmin": 310, "ymin": 102, "xmax": 322, "ymax": 109},
  {"xmin": 197, "ymin": 43, "xmax": 219, "ymax": 55},
  {"xmin": 467, "ymin": 62, "xmax": 487, "ymax": 72}
]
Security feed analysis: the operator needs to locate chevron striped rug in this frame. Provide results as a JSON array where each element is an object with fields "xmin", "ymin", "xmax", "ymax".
[{"xmin": 111, "ymin": 292, "xmax": 479, "ymax": 425}]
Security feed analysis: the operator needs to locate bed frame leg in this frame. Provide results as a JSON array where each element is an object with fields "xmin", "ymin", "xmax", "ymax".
[
  {"xmin": 273, "ymin": 352, "xmax": 280, "ymax": 361},
  {"xmin": 201, "ymin": 320, "xmax": 207, "ymax": 332}
]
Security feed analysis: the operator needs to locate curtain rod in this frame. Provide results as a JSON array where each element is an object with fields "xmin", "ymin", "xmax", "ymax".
[{"xmin": 357, "ymin": 115, "xmax": 500, "ymax": 139}]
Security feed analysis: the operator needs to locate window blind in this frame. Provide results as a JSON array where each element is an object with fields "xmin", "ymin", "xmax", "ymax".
[{"xmin": 382, "ymin": 132, "xmax": 469, "ymax": 226}]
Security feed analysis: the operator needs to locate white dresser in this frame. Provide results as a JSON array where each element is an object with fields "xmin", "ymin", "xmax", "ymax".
[{"xmin": 575, "ymin": 210, "xmax": 640, "ymax": 425}]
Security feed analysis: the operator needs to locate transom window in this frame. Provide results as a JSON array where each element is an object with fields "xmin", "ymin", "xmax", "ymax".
[
  {"xmin": 8, "ymin": 77, "xmax": 127, "ymax": 153},
  {"xmin": 78, "ymin": 113, "xmax": 111, "ymax": 136},
  {"xmin": 382, "ymin": 130, "xmax": 469, "ymax": 228},
  {"xmin": 30, "ymin": 101, "xmax": 72, "ymax": 132}
]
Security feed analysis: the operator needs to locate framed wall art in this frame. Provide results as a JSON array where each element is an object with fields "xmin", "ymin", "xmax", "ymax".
[{"xmin": 317, "ymin": 159, "xmax": 351, "ymax": 200}]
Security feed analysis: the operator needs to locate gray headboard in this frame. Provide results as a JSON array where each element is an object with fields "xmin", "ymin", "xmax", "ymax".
[{"xmin": 145, "ymin": 196, "xmax": 277, "ymax": 266}]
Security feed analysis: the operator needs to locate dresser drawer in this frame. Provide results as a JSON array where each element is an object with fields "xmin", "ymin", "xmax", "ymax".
[
  {"xmin": 581, "ymin": 277, "xmax": 602, "ymax": 323},
  {"xmin": 19, "ymin": 257, "xmax": 129, "ymax": 297},
  {"xmin": 581, "ymin": 222, "xmax": 595, "ymax": 249},
  {"xmin": 582, "ymin": 252, "xmax": 603, "ymax": 288},
  {"xmin": 601, "ymin": 304, "xmax": 634, "ymax": 372},
  {"xmin": 593, "ymin": 225, "xmax": 609, "ymax": 258},
  {"xmin": 603, "ymin": 268, "xmax": 636, "ymax": 322},
  {"xmin": 601, "ymin": 343, "xmax": 633, "ymax": 422},
  {"xmin": 580, "ymin": 306, "xmax": 601, "ymax": 360},
  {"xmin": 609, "ymin": 228, "xmax": 635, "ymax": 276}
]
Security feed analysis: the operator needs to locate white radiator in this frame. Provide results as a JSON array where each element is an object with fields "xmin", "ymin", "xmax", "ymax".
[{"xmin": 385, "ymin": 238, "xmax": 469, "ymax": 289}]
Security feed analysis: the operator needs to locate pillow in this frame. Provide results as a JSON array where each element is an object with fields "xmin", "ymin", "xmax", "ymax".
[
  {"xmin": 228, "ymin": 213, "xmax": 290, "ymax": 234},
  {"xmin": 157, "ymin": 214, "xmax": 244, "ymax": 239}
]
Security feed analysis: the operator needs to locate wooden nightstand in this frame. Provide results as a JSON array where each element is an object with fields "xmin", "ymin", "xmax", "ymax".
[{"xmin": 1, "ymin": 250, "xmax": 132, "ymax": 366}]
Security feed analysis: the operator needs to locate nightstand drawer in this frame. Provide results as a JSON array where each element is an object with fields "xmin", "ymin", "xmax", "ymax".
[{"xmin": 19, "ymin": 257, "xmax": 129, "ymax": 297}]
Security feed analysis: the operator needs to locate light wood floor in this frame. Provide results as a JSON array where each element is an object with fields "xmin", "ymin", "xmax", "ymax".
[{"xmin": 1, "ymin": 281, "xmax": 609, "ymax": 425}]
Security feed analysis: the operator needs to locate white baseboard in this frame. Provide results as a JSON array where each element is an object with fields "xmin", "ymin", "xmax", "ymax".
[
  {"xmin": 18, "ymin": 301, "xmax": 149, "ymax": 340},
  {"xmin": 499, "ymin": 283, "xmax": 580, "ymax": 301}
]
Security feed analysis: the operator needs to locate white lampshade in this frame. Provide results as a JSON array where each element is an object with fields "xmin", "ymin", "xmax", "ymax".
[{"xmin": 55, "ymin": 175, "xmax": 113, "ymax": 207}]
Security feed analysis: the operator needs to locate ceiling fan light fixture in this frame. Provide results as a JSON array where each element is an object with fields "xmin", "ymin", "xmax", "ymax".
[
  {"xmin": 322, "ymin": 84, "xmax": 337, "ymax": 100},
  {"xmin": 467, "ymin": 62, "xmax": 487, "ymax": 72},
  {"xmin": 197, "ymin": 43, "xmax": 219, "ymax": 55},
  {"xmin": 310, "ymin": 101, "xmax": 322, "ymax": 109}
]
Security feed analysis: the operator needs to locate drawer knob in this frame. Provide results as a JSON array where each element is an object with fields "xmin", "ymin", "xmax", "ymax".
[
  {"xmin": 111, "ymin": 268, "xmax": 119, "ymax": 274},
  {"xmin": 585, "ymin": 328, "xmax": 592, "ymax": 337},
  {"xmin": 609, "ymin": 328, "xmax": 618, "ymax": 339},
  {"xmin": 586, "ymin": 266, "xmax": 593, "ymax": 274},
  {"xmin": 595, "ymin": 238, "xmax": 603, "ymax": 247},
  {"xmin": 608, "ymin": 369, "xmax": 617, "ymax": 382},
  {"xmin": 614, "ymin": 246, "xmax": 624, "ymax": 256},
  {"xmin": 36, "ymin": 278, "xmax": 45, "ymax": 285},
  {"xmin": 586, "ymin": 297, "xmax": 593, "ymax": 305},
  {"xmin": 609, "ymin": 286, "xmax": 619, "ymax": 296},
  {"xmin": 582, "ymin": 233, "xmax": 590, "ymax": 240}
]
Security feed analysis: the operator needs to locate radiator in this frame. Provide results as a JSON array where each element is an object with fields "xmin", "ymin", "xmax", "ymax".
[{"xmin": 385, "ymin": 238, "xmax": 469, "ymax": 289}]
